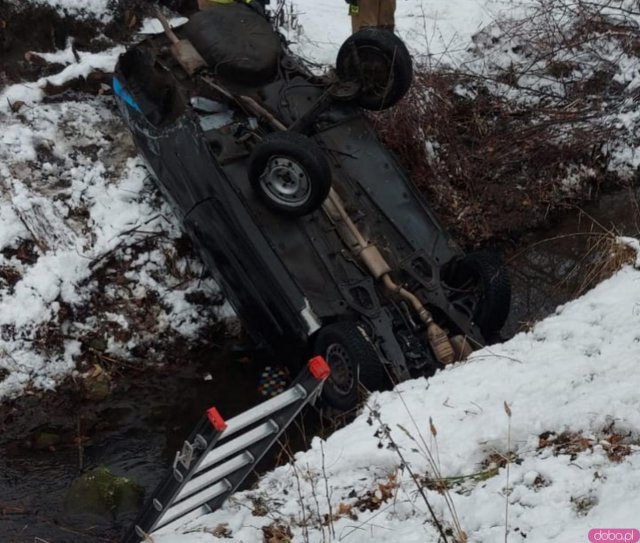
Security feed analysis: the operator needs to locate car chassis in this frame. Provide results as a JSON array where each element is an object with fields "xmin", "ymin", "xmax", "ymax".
[{"xmin": 113, "ymin": 4, "xmax": 511, "ymax": 410}]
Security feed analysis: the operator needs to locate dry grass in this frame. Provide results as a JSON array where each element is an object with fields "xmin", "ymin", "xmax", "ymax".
[
  {"xmin": 262, "ymin": 522, "xmax": 293, "ymax": 543},
  {"xmin": 571, "ymin": 232, "xmax": 637, "ymax": 296},
  {"xmin": 372, "ymin": 69, "xmax": 614, "ymax": 246},
  {"xmin": 538, "ymin": 429, "xmax": 637, "ymax": 463},
  {"xmin": 372, "ymin": 0, "xmax": 640, "ymax": 247}
]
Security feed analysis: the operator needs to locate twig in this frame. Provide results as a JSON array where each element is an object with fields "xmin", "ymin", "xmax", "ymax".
[
  {"xmin": 320, "ymin": 440, "xmax": 335, "ymax": 539},
  {"xmin": 504, "ymin": 401, "xmax": 513, "ymax": 543},
  {"xmin": 76, "ymin": 415, "xmax": 84, "ymax": 471},
  {"xmin": 367, "ymin": 406, "xmax": 450, "ymax": 543}
]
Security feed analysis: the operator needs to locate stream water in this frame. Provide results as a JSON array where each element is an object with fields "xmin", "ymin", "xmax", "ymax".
[
  {"xmin": 0, "ymin": 356, "xmax": 264, "ymax": 542},
  {"xmin": 503, "ymin": 186, "xmax": 639, "ymax": 337},
  {"xmin": 0, "ymin": 187, "xmax": 638, "ymax": 543}
]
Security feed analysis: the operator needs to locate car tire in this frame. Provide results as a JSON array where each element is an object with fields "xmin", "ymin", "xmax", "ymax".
[
  {"xmin": 248, "ymin": 132, "xmax": 332, "ymax": 217},
  {"xmin": 336, "ymin": 28, "xmax": 413, "ymax": 111},
  {"xmin": 448, "ymin": 251, "xmax": 511, "ymax": 339},
  {"xmin": 312, "ymin": 321, "xmax": 386, "ymax": 412}
]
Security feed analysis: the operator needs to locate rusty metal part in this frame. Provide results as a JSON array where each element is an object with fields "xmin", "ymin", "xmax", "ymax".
[
  {"xmin": 359, "ymin": 246, "xmax": 392, "ymax": 279},
  {"xmin": 450, "ymin": 335, "xmax": 474, "ymax": 361},
  {"xmin": 325, "ymin": 190, "xmax": 455, "ymax": 365},
  {"xmin": 381, "ymin": 275, "xmax": 455, "ymax": 365},
  {"xmin": 156, "ymin": 9, "xmax": 207, "ymax": 76}
]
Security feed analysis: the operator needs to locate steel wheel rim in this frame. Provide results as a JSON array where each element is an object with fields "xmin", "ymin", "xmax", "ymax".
[
  {"xmin": 326, "ymin": 343, "xmax": 355, "ymax": 396},
  {"xmin": 260, "ymin": 156, "xmax": 311, "ymax": 208}
]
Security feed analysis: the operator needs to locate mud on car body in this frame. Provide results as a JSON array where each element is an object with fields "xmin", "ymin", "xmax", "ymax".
[{"xmin": 113, "ymin": 4, "xmax": 511, "ymax": 411}]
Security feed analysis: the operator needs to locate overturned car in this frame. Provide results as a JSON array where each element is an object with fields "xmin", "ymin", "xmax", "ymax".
[{"xmin": 113, "ymin": 3, "xmax": 511, "ymax": 411}]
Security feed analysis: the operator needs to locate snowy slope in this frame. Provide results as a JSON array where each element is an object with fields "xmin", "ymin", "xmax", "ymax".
[
  {"xmin": 0, "ymin": 9, "xmax": 220, "ymax": 399},
  {"xmin": 155, "ymin": 259, "xmax": 640, "ymax": 542},
  {"xmin": 0, "ymin": 98, "xmax": 224, "ymax": 398},
  {"xmin": 22, "ymin": 0, "xmax": 113, "ymax": 21}
]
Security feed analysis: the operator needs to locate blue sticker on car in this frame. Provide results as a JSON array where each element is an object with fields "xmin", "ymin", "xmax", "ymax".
[{"xmin": 112, "ymin": 77, "xmax": 142, "ymax": 113}]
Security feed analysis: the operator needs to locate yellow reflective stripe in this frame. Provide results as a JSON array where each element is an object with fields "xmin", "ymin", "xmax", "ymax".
[{"xmin": 207, "ymin": 0, "xmax": 234, "ymax": 4}]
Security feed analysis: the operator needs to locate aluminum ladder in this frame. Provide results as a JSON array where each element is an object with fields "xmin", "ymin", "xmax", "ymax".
[{"xmin": 122, "ymin": 356, "xmax": 330, "ymax": 542}]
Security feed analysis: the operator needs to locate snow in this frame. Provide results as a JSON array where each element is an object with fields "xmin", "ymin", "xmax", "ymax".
[
  {"xmin": 0, "ymin": 44, "xmax": 124, "ymax": 113},
  {"xmin": 0, "ymin": 99, "xmax": 223, "ymax": 399},
  {"xmin": 25, "ymin": 0, "xmax": 113, "ymax": 21},
  {"xmin": 156, "ymin": 260, "xmax": 640, "ymax": 542}
]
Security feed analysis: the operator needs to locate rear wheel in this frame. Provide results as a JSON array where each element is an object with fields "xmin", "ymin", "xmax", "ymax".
[
  {"xmin": 336, "ymin": 28, "xmax": 413, "ymax": 111},
  {"xmin": 248, "ymin": 132, "xmax": 331, "ymax": 217},
  {"xmin": 311, "ymin": 321, "xmax": 386, "ymax": 412},
  {"xmin": 445, "ymin": 251, "xmax": 511, "ymax": 339}
]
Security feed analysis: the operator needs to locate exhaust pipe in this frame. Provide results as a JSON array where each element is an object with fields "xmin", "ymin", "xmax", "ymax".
[{"xmin": 324, "ymin": 190, "xmax": 456, "ymax": 365}]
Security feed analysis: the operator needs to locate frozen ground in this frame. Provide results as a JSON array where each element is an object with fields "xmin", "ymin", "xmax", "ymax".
[
  {"xmin": 0, "ymin": 5, "xmax": 224, "ymax": 400},
  {"xmin": 0, "ymin": 97, "xmax": 226, "ymax": 398},
  {"xmin": 1, "ymin": 0, "xmax": 640, "ymax": 540}
]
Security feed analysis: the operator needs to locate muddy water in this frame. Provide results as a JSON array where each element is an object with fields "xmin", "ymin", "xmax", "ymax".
[
  {"xmin": 0, "ymin": 356, "xmax": 264, "ymax": 542},
  {"xmin": 502, "ymin": 186, "xmax": 639, "ymax": 337},
  {"xmin": 0, "ymin": 188, "xmax": 638, "ymax": 543}
]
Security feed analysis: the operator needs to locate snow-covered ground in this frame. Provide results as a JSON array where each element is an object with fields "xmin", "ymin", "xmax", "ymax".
[
  {"xmin": 0, "ymin": 29, "xmax": 227, "ymax": 398},
  {"xmin": 0, "ymin": 97, "xmax": 226, "ymax": 398},
  {"xmin": 1, "ymin": 0, "xmax": 640, "ymax": 540},
  {"xmin": 284, "ymin": 0, "xmax": 528, "ymax": 65},
  {"xmin": 154, "ymin": 252, "xmax": 640, "ymax": 542}
]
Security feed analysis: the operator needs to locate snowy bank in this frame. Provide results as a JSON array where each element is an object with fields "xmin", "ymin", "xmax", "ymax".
[
  {"xmin": 157, "ymin": 260, "xmax": 640, "ymax": 542},
  {"xmin": 0, "ymin": 98, "xmax": 225, "ymax": 399}
]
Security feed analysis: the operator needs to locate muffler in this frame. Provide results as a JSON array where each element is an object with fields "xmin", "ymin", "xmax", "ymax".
[{"xmin": 324, "ymin": 190, "xmax": 456, "ymax": 365}]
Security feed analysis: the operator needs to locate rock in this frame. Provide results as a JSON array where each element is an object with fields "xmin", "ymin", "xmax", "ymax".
[{"xmin": 64, "ymin": 465, "xmax": 144, "ymax": 519}]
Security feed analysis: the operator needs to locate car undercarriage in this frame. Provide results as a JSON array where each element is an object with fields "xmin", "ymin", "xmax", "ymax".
[{"xmin": 113, "ymin": 4, "xmax": 511, "ymax": 411}]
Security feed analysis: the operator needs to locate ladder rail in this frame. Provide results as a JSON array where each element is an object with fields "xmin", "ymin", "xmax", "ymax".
[{"xmin": 122, "ymin": 356, "xmax": 330, "ymax": 543}]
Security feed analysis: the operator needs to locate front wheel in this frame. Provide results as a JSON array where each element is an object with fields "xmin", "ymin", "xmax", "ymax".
[
  {"xmin": 311, "ymin": 321, "xmax": 386, "ymax": 412},
  {"xmin": 248, "ymin": 132, "xmax": 331, "ymax": 217}
]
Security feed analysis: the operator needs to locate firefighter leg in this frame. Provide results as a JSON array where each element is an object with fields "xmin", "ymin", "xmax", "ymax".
[
  {"xmin": 351, "ymin": 0, "xmax": 380, "ymax": 33},
  {"xmin": 378, "ymin": 0, "xmax": 396, "ymax": 30}
]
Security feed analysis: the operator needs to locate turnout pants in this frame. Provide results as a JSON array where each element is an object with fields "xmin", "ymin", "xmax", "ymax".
[{"xmin": 351, "ymin": 0, "xmax": 396, "ymax": 33}]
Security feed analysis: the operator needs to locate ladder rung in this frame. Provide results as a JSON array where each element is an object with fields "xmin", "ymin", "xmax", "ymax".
[
  {"xmin": 222, "ymin": 384, "xmax": 307, "ymax": 439},
  {"xmin": 152, "ymin": 501, "xmax": 210, "ymax": 535},
  {"xmin": 126, "ymin": 360, "xmax": 329, "ymax": 543},
  {"xmin": 176, "ymin": 451, "xmax": 253, "ymax": 502},
  {"xmin": 196, "ymin": 419, "xmax": 279, "ymax": 474},
  {"xmin": 156, "ymin": 479, "xmax": 230, "ymax": 529}
]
